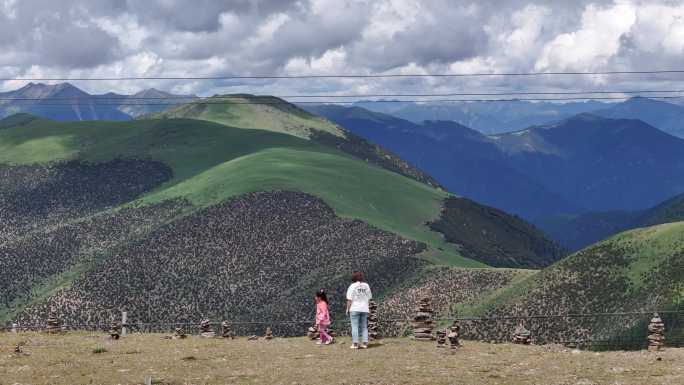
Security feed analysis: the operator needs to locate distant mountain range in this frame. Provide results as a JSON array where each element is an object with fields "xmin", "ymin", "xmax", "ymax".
[
  {"xmin": 354, "ymin": 97, "xmax": 684, "ymax": 138},
  {"xmin": 304, "ymin": 105, "xmax": 580, "ymax": 219},
  {"xmin": 592, "ymin": 96, "xmax": 684, "ymax": 139},
  {"xmin": 354, "ymin": 99, "xmax": 605, "ymax": 135},
  {"xmin": 537, "ymin": 191, "xmax": 684, "ymax": 250},
  {"xmin": 0, "ymin": 82, "xmax": 194, "ymax": 121},
  {"xmin": 307, "ymin": 105, "xmax": 684, "ymax": 221}
]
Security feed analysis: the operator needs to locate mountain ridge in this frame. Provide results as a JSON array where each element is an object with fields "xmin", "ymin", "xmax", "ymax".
[{"xmin": 0, "ymin": 82, "xmax": 195, "ymax": 121}]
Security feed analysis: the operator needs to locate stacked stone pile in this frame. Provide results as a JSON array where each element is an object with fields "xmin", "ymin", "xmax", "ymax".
[
  {"xmin": 264, "ymin": 327, "xmax": 274, "ymax": 340},
  {"xmin": 448, "ymin": 321, "xmax": 461, "ymax": 350},
  {"xmin": 512, "ymin": 323, "xmax": 531, "ymax": 345},
  {"xmin": 109, "ymin": 320, "xmax": 122, "ymax": 340},
  {"xmin": 221, "ymin": 321, "xmax": 234, "ymax": 339},
  {"xmin": 647, "ymin": 313, "xmax": 665, "ymax": 352},
  {"xmin": 173, "ymin": 327, "xmax": 187, "ymax": 339},
  {"xmin": 46, "ymin": 309, "xmax": 61, "ymax": 334},
  {"xmin": 368, "ymin": 301, "xmax": 379, "ymax": 341},
  {"xmin": 436, "ymin": 329, "xmax": 447, "ymax": 348},
  {"xmin": 412, "ymin": 297, "xmax": 435, "ymax": 341},
  {"xmin": 199, "ymin": 319, "xmax": 215, "ymax": 338},
  {"xmin": 307, "ymin": 325, "xmax": 318, "ymax": 340}
]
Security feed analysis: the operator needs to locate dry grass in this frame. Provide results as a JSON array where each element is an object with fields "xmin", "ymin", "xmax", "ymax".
[{"xmin": 1, "ymin": 332, "xmax": 682, "ymax": 385}]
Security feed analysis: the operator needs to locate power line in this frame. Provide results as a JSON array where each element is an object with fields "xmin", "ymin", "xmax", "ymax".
[
  {"xmin": 1, "ymin": 89, "xmax": 684, "ymax": 102},
  {"xmin": 2, "ymin": 95, "xmax": 684, "ymax": 107},
  {"xmin": 3, "ymin": 69, "xmax": 684, "ymax": 81}
]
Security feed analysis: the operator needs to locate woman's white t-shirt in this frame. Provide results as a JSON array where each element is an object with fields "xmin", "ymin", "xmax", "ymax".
[{"xmin": 346, "ymin": 282, "xmax": 372, "ymax": 313}]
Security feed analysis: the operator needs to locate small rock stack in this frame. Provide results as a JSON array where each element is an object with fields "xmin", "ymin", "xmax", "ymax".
[
  {"xmin": 109, "ymin": 320, "xmax": 122, "ymax": 340},
  {"xmin": 221, "ymin": 321, "xmax": 234, "ymax": 339},
  {"xmin": 435, "ymin": 329, "xmax": 447, "ymax": 348},
  {"xmin": 173, "ymin": 327, "xmax": 187, "ymax": 339},
  {"xmin": 412, "ymin": 297, "xmax": 435, "ymax": 341},
  {"xmin": 647, "ymin": 313, "xmax": 666, "ymax": 352},
  {"xmin": 46, "ymin": 309, "xmax": 62, "ymax": 334},
  {"xmin": 307, "ymin": 325, "xmax": 318, "ymax": 340},
  {"xmin": 512, "ymin": 323, "xmax": 532, "ymax": 345},
  {"xmin": 448, "ymin": 321, "xmax": 461, "ymax": 351},
  {"xmin": 368, "ymin": 301, "xmax": 379, "ymax": 341},
  {"xmin": 199, "ymin": 319, "xmax": 215, "ymax": 338},
  {"xmin": 264, "ymin": 327, "xmax": 274, "ymax": 340}
]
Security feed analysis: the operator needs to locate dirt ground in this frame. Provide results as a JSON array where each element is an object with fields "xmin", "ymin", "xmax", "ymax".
[{"xmin": 1, "ymin": 332, "xmax": 682, "ymax": 384}]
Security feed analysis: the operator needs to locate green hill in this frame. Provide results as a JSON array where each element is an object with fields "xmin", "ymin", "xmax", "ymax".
[
  {"xmin": 151, "ymin": 95, "xmax": 442, "ymax": 188},
  {"xmin": 0, "ymin": 106, "xmax": 561, "ymax": 329},
  {"xmin": 0, "ymin": 112, "xmax": 473, "ymax": 326},
  {"xmin": 463, "ymin": 222, "xmax": 684, "ymax": 347},
  {"xmin": 0, "ymin": 115, "xmax": 466, "ymax": 265}
]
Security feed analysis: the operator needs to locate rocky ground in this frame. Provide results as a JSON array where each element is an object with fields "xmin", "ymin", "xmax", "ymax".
[{"xmin": 1, "ymin": 332, "xmax": 681, "ymax": 385}]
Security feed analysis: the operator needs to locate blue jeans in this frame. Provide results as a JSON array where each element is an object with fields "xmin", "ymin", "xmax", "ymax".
[{"xmin": 350, "ymin": 311, "xmax": 368, "ymax": 344}]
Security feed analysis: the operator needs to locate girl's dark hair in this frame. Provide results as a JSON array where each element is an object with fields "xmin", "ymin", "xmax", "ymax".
[
  {"xmin": 316, "ymin": 289, "xmax": 328, "ymax": 304},
  {"xmin": 351, "ymin": 271, "xmax": 364, "ymax": 282}
]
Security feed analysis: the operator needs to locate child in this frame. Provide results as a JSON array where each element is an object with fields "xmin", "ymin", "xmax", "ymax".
[{"xmin": 315, "ymin": 289, "xmax": 333, "ymax": 345}]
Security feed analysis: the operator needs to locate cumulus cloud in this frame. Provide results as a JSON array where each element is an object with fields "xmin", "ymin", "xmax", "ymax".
[{"xmin": 0, "ymin": 0, "xmax": 683, "ymax": 96}]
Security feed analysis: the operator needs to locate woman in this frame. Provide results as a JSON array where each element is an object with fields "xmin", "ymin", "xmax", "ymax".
[{"xmin": 345, "ymin": 271, "xmax": 372, "ymax": 349}]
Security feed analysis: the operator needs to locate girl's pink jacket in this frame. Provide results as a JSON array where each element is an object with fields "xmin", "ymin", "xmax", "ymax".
[{"xmin": 316, "ymin": 301, "xmax": 331, "ymax": 326}]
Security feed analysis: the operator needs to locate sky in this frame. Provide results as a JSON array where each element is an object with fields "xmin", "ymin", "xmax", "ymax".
[{"xmin": 1, "ymin": 0, "xmax": 684, "ymax": 98}]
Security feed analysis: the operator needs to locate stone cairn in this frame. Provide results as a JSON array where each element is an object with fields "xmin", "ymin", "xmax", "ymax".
[
  {"xmin": 512, "ymin": 322, "xmax": 532, "ymax": 345},
  {"xmin": 46, "ymin": 309, "xmax": 62, "ymax": 334},
  {"xmin": 368, "ymin": 301, "xmax": 379, "ymax": 341},
  {"xmin": 199, "ymin": 319, "xmax": 215, "ymax": 338},
  {"xmin": 436, "ymin": 329, "xmax": 447, "ymax": 348},
  {"xmin": 307, "ymin": 325, "xmax": 318, "ymax": 340},
  {"xmin": 412, "ymin": 297, "xmax": 435, "ymax": 341},
  {"xmin": 264, "ymin": 327, "xmax": 274, "ymax": 340},
  {"xmin": 109, "ymin": 320, "xmax": 122, "ymax": 340},
  {"xmin": 647, "ymin": 313, "xmax": 666, "ymax": 352},
  {"xmin": 447, "ymin": 321, "xmax": 461, "ymax": 351},
  {"xmin": 221, "ymin": 321, "xmax": 234, "ymax": 339},
  {"xmin": 173, "ymin": 327, "xmax": 187, "ymax": 339}
]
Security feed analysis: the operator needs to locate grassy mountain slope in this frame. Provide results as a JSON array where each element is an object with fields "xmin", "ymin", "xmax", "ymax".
[
  {"xmin": 152, "ymin": 95, "xmax": 343, "ymax": 139},
  {"xmin": 0, "ymin": 113, "xmax": 491, "ymax": 325},
  {"xmin": 0, "ymin": 116, "xmax": 468, "ymax": 266},
  {"xmin": 153, "ymin": 95, "xmax": 442, "ymax": 188},
  {"xmin": 464, "ymin": 222, "xmax": 684, "ymax": 346},
  {"xmin": 429, "ymin": 197, "xmax": 563, "ymax": 268}
]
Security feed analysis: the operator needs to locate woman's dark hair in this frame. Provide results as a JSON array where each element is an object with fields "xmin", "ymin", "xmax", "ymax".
[
  {"xmin": 315, "ymin": 289, "xmax": 328, "ymax": 304},
  {"xmin": 351, "ymin": 271, "xmax": 364, "ymax": 283}
]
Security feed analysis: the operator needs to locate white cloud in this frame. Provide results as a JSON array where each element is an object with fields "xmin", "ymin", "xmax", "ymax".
[
  {"xmin": 2, "ymin": 0, "xmax": 684, "ymax": 97},
  {"xmin": 535, "ymin": 3, "xmax": 636, "ymax": 72}
]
